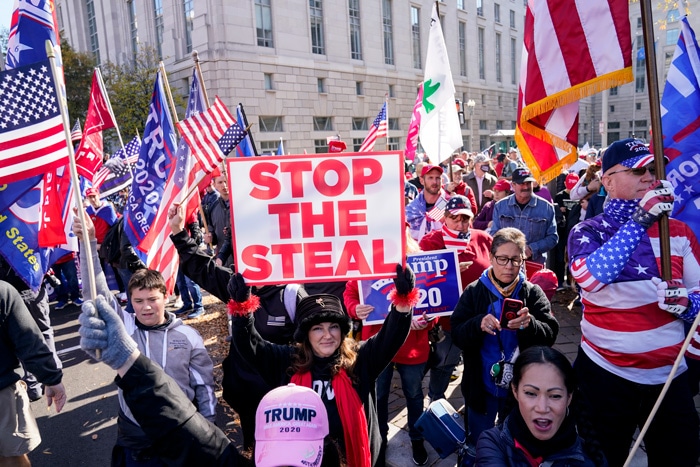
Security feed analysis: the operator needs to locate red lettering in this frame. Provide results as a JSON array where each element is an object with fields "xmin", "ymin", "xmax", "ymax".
[
  {"xmin": 241, "ymin": 244, "xmax": 273, "ymax": 281},
  {"xmin": 337, "ymin": 200, "xmax": 367, "ymax": 236},
  {"xmin": 249, "ymin": 162, "xmax": 281, "ymax": 200},
  {"xmin": 300, "ymin": 201, "xmax": 335, "ymax": 238},
  {"xmin": 372, "ymin": 239, "xmax": 395, "ymax": 274},
  {"xmin": 271, "ymin": 243, "xmax": 303, "ymax": 278},
  {"xmin": 313, "ymin": 159, "xmax": 350, "ymax": 197},
  {"xmin": 280, "ymin": 161, "xmax": 313, "ymax": 198},
  {"xmin": 268, "ymin": 203, "xmax": 300, "ymax": 239},
  {"xmin": 334, "ymin": 240, "xmax": 371, "ymax": 275},
  {"xmin": 352, "ymin": 158, "xmax": 383, "ymax": 195},
  {"xmin": 304, "ymin": 242, "xmax": 333, "ymax": 277}
]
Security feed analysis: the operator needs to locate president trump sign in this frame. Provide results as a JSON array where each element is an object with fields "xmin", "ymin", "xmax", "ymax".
[{"xmin": 227, "ymin": 152, "xmax": 405, "ymax": 285}]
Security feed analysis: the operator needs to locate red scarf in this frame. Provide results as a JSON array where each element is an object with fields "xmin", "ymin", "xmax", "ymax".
[{"xmin": 291, "ymin": 369, "xmax": 371, "ymax": 467}]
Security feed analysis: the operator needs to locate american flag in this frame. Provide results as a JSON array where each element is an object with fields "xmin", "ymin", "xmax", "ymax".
[
  {"xmin": 71, "ymin": 119, "xmax": 82, "ymax": 141},
  {"xmin": 516, "ymin": 0, "xmax": 632, "ymax": 183},
  {"xmin": 176, "ymin": 97, "xmax": 245, "ymax": 173},
  {"xmin": 93, "ymin": 136, "xmax": 141, "ymax": 197},
  {"xmin": 0, "ymin": 60, "xmax": 69, "ymax": 185},
  {"xmin": 661, "ymin": 17, "xmax": 700, "ymax": 241},
  {"xmin": 426, "ymin": 195, "xmax": 448, "ymax": 223},
  {"xmin": 441, "ymin": 225, "xmax": 471, "ymax": 252},
  {"xmin": 359, "ymin": 102, "xmax": 388, "ymax": 152}
]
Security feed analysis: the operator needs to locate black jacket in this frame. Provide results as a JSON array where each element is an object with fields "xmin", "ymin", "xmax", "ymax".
[{"xmin": 450, "ymin": 277, "xmax": 558, "ymax": 414}]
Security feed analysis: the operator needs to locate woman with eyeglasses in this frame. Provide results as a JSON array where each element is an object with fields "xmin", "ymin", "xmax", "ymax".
[{"xmin": 451, "ymin": 227, "xmax": 559, "ymax": 447}]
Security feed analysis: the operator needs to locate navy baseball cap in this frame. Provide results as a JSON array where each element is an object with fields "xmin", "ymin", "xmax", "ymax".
[
  {"xmin": 445, "ymin": 195, "xmax": 473, "ymax": 217},
  {"xmin": 512, "ymin": 167, "xmax": 536, "ymax": 184},
  {"xmin": 602, "ymin": 138, "xmax": 654, "ymax": 174}
]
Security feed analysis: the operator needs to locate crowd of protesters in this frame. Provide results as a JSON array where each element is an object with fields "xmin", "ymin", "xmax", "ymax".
[{"xmin": 4, "ymin": 138, "xmax": 700, "ymax": 467}]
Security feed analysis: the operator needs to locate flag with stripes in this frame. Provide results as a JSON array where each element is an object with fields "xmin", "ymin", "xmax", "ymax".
[
  {"xmin": 71, "ymin": 119, "xmax": 82, "ymax": 141},
  {"xmin": 426, "ymin": 195, "xmax": 448, "ymax": 223},
  {"xmin": 0, "ymin": 60, "xmax": 69, "ymax": 184},
  {"xmin": 661, "ymin": 17, "xmax": 700, "ymax": 237},
  {"xmin": 93, "ymin": 136, "xmax": 141, "ymax": 197},
  {"xmin": 142, "ymin": 69, "xmax": 206, "ymax": 294},
  {"xmin": 405, "ymin": 85, "xmax": 423, "ymax": 162},
  {"xmin": 515, "ymin": 0, "xmax": 632, "ymax": 183},
  {"xmin": 176, "ymin": 97, "xmax": 245, "ymax": 173},
  {"xmin": 359, "ymin": 102, "xmax": 388, "ymax": 152},
  {"xmin": 441, "ymin": 225, "xmax": 471, "ymax": 252}
]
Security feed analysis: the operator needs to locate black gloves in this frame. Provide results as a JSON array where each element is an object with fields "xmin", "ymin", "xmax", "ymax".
[
  {"xmin": 393, "ymin": 263, "xmax": 416, "ymax": 296},
  {"xmin": 227, "ymin": 272, "xmax": 251, "ymax": 303}
]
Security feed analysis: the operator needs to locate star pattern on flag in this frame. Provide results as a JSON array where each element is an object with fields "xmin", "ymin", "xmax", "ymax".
[
  {"xmin": 0, "ymin": 64, "xmax": 56, "ymax": 130},
  {"xmin": 218, "ymin": 122, "xmax": 246, "ymax": 155},
  {"xmin": 634, "ymin": 263, "xmax": 648, "ymax": 275},
  {"xmin": 586, "ymin": 222, "xmax": 643, "ymax": 280}
]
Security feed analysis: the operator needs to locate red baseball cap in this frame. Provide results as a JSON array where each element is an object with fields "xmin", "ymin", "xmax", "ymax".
[
  {"xmin": 85, "ymin": 188, "xmax": 99, "ymax": 197},
  {"xmin": 493, "ymin": 179, "xmax": 511, "ymax": 192},
  {"xmin": 420, "ymin": 164, "xmax": 444, "ymax": 177}
]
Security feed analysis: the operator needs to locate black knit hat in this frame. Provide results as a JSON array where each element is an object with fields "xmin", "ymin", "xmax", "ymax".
[{"xmin": 293, "ymin": 294, "xmax": 351, "ymax": 343}]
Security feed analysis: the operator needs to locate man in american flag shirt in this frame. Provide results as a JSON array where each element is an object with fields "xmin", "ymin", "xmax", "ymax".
[
  {"xmin": 568, "ymin": 138, "xmax": 700, "ymax": 466},
  {"xmin": 406, "ymin": 164, "xmax": 447, "ymax": 241}
]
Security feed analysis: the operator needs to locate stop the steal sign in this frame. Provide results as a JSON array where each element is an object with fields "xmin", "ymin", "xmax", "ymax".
[{"xmin": 227, "ymin": 152, "xmax": 406, "ymax": 285}]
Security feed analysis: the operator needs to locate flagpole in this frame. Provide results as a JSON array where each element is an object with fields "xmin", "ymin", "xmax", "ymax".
[
  {"xmin": 159, "ymin": 62, "xmax": 180, "ymax": 127},
  {"xmin": 46, "ymin": 41, "xmax": 100, "ymax": 357},
  {"xmin": 95, "ymin": 67, "xmax": 133, "ymax": 178},
  {"xmin": 238, "ymin": 103, "xmax": 259, "ymax": 156},
  {"xmin": 639, "ymin": 0, "xmax": 670, "ymax": 279}
]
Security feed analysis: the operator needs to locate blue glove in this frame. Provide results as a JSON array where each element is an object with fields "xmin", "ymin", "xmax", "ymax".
[{"xmin": 80, "ymin": 296, "xmax": 137, "ymax": 370}]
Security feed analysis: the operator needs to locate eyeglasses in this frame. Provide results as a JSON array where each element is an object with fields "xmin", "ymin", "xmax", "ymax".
[
  {"xmin": 606, "ymin": 164, "xmax": 656, "ymax": 177},
  {"xmin": 493, "ymin": 255, "xmax": 523, "ymax": 267}
]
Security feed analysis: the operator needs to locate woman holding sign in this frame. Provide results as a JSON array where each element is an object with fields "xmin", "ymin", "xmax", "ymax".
[
  {"xmin": 419, "ymin": 195, "xmax": 493, "ymax": 402},
  {"xmin": 450, "ymin": 227, "xmax": 558, "ymax": 447},
  {"xmin": 227, "ymin": 267, "xmax": 416, "ymax": 467}
]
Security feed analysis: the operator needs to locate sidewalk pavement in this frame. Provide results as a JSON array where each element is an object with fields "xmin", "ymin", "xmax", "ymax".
[{"xmin": 384, "ymin": 290, "xmax": 650, "ymax": 466}]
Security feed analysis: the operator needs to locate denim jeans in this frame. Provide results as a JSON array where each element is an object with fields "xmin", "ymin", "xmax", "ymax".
[
  {"xmin": 467, "ymin": 391, "xmax": 507, "ymax": 445},
  {"xmin": 428, "ymin": 331, "xmax": 462, "ymax": 401},
  {"xmin": 176, "ymin": 269, "xmax": 202, "ymax": 310},
  {"xmin": 376, "ymin": 362, "xmax": 427, "ymax": 441},
  {"xmin": 53, "ymin": 258, "xmax": 80, "ymax": 301}
]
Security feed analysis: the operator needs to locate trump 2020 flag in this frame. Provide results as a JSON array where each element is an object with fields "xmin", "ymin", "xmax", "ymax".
[
  {"xmin": 419, "ymin": 2, "xmax": 463, "ymax": 164},
  {"xmin": 124, "ymin": 71, "xmax": 177, "ymax": 256},
  {"xmin": 516, "ymin": 0, "xmax": 632, "ymax": 183},
  {"xmin": 661, "ymin": 17, "xmax": 700, "ymax": 237}
]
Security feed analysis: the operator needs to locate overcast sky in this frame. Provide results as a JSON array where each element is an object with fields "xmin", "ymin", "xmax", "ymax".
[{"xmin": 1, "ymin": 3, "xmax": 13, "ymax": 31}]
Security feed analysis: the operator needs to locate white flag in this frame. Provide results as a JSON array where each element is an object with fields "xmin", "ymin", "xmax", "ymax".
[{"xmin": 419, "ymin": 2, "xmax": 463, "ymax": 164}]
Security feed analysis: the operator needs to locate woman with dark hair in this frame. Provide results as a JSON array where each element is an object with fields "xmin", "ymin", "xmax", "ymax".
[
  {"xmin": 476, "ymin": 346, "xmax": 605, "ymax": 466},
  {"xmin": 227, "ymin": 271, "xmax": 415, "ymax": 467},
  {"xmin": 451, "ymin": 227, "xmax": 559, "ymax": 446}
]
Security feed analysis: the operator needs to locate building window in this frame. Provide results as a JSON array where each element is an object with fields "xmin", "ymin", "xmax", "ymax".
[
  {"xmin": 496, "ymin": 120, "xmax": 503, "ymax": 130},
  {"xmin": 636, "ymin": 35, "xmax": 645, "ymax": 92},
  {"xmin": 457, "ymin": 0, "xmax": 464, "ymax": 10},
  {"xmin": 411, "ymin": 6, "xmax": 421, "ymax": 69},
  {"xmin": 480, "ymin": 120, "xmax": 488, "ymax": 130},
  {"xmin": 667, "ymin": 9, "xmax": 680, "ymax": 23},
  {"xmin": 510, "ymin": 9, "xmax": 516, "ymax": 28},
  {"xmin": 637, "ymin": 17, "xmax": 642, "ymax": 29},
  {"xmin": 128, "ymin": 0, "xmax": 138, "ymax": 61},
  {"xmin": 260, "ymin": 141, "xmax": 279, "ymax": 154},
  {"xmin": 310, "ymin": 0, "xmax": 325, "ymax": 55},
  {"xmin": 183, "ymin": 0, "xmax": 194, "ymax": 53},
  {"xmin": 259, "ymin": 116, "xmax": 283, "ymax": 132},
  {"xmin": 482, "ymin": 94, "xmax": 486, "ymax": 105},
  {"xmin": 477, "ymin": 0, "xmax": 483, "ymax": 17},
  {"xmin": 609, "ymin": 86, "xmax": 618, "ymax": 96},
  {"xmin": 56, "ymin": 3, "xmax": 64, "ymax": 30},
  {"xmin": 313, "ymin": 117, "xmax": 333, "ymax": 131},
  {"xmin": 255, "ymin": 0, "xmax": 274, "ymax": 47},
  {"xmin": 480, "ymin": 135, "xmax": 487, "ymax": 151},
  {"xmin": 495, "ymin": 33, "xmax": 502, "ymax": 83},
  {"xmin": 510, "ymin": 37, "xmax": 517, "ymax": 85},
  {"xmin": 478, "ymin": 28, "xmax": 485, "ymax": 80},
  {"xmin": 388, "ymin": 137, "xmax": 400, "ymax": 151},
  {"xmin": 636, "ymin": 102, "xmax": 642, "ymax": 110},
  {"xmin": 317, "ymin": 78, "xmax": 326, "ymax": 93},
  {"xmin": 609, "ymin": 105, "xmax": 615, "ymax": 113},
  {"xmin": 388, "ymin": 84, "xmax": 395, "ymax": 98},
  {"xmin": 389, "ymin": 118, "xmax": 399, "ymax": 130},
  {"xmin": 153, "ymin": 0, "xmax": 163, "ymax": 59},
  {"xmin": 349, "ymin": 0, "xmax": 362, "ymax": 60},
  {"xmin": 459, "ymin": 22, "xmax": 467, "ymax": 76},
  {"xmin": 352, "ymin": 118, "xmax": 368, "ymax": 131},
  {"xmin": 314, "ymin": 139, "xmax": 329, "ymax": 153},
  {"xmin": 609, "ymin": 132, "xmax": 620, "ymax": 141},
  {"xmin": 608, "ymin": 122, "xmax": 620, "ymax": 129},
  {"xmin": 512, "ymin": 120, "xmax": 516, "ymax": 129},
  {"xmin": 264, "ymin": 73, "xmax": 274, "ymax": 90},
  {"xmin": 382, "ymin": 0, "xmax": 394, "ymax": 65},
  {"xmin": 352, "ymin": 138, "xmax": 364, "ymax": 151},
  {"xmin": 513, "ymin": 97, "xmax": 517, "ymax": 108},
  {"xmin": 356, "ymin": 81, "xmax": 363, "ymax": 95},
  {"xmin": 494, "ymin": 3, "xmax": 501, "ymax": 23},
  {"xmin": 666, "ymin": 28, "xmax": 680, "ymax": 46},
  {"xmin": 498, "ymin": 95, "xmax": 502, "ymax": 107},
  {"xmin": 86, "ymin": 0, "xmax": 101, "ymax": 64}
]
